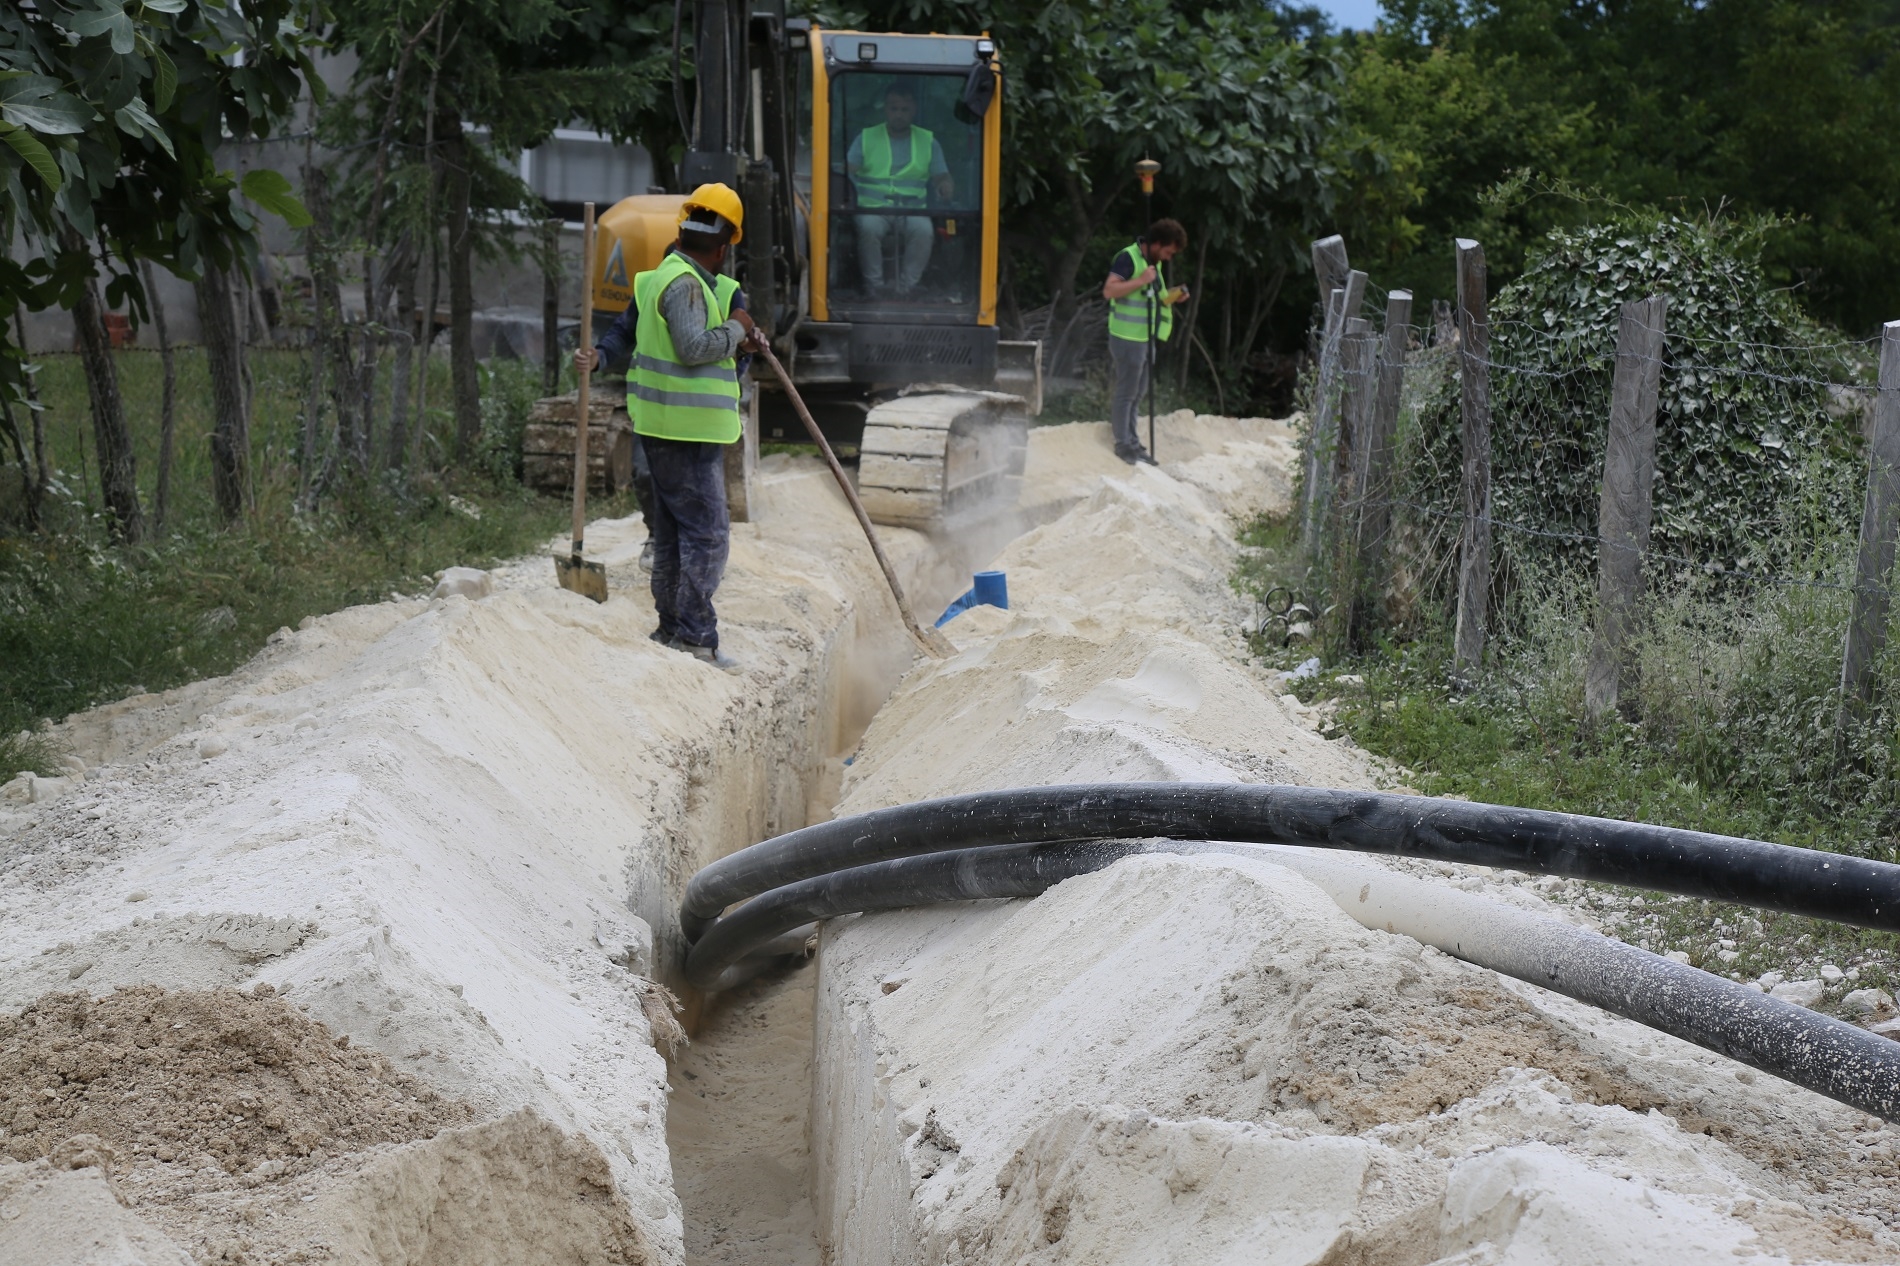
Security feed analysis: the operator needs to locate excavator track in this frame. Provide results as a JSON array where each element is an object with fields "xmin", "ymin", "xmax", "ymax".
[{"xmin": 856, "ymin": 392, "xmax": 1030, "ymax": 531}]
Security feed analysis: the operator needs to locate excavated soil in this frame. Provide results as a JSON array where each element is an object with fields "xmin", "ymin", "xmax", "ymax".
[
  {"xmin": 13, "ymin": 411, "xmax": 1900, "ymax": 1264},
  {"xmin": 0, "ymin": 985, "xmax": 466, "ymax": 1175}
]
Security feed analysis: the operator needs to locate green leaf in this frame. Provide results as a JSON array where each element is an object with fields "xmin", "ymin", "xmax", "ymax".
[
  {"xmin": 152, "ymin": 48, "xmax": 176, "ymax": 112},
  {"xmin": 140, "ymin": 0, "xmax": 189, "ymax": 11},
  {"xmin": 65, "ymin": 1, "xmax": 136, "ymax": 55},
  {"xmin": 0, "ymin": 76, "xmax": 92, "ymax": 135},
  {"xmin": 0, "ymin": 122, "xmax": 61, "ymax": 189},
  {"xmin": 115, "ymin": 97, "xmax": 173, "ymax": 157},
  {"xmin": 241, "ymin": 167, "xmax": 312, "ymax": 228}
]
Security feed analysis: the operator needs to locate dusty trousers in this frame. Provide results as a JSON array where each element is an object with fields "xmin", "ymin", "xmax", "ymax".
[
  {"xmin": 857, "ymin": 213, "xmax": 934, "ymax": 293},
  {"xmin": 1109, "ymin": 334, "xmax": 1155, "ymax": 455},
  {"xmin": 631, "ymin": 433, "xmax": 656, "ymax": 536},
  {"xmin": 644, "ymin": 434, "xmax": 731, "ymax": 650}
]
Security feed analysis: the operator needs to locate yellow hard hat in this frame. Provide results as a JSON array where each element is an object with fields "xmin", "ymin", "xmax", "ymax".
[{"xmin": 678, "ymin": 182, "xmax": 744, "ymax": 244}]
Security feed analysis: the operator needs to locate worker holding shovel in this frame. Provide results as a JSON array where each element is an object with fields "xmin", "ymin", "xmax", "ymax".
[
  {"xmin": 576, "ymin": 184, "xmax": 758, "ymax": 673},
  {"xmin": 1102, "ymin": 218, "xmax": 1188, "ymax": 466}
]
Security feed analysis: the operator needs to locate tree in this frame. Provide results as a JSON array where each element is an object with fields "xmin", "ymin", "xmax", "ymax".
[
  {"xmin": 1356, "ymin": 0, "xmax": 1900, "ymax": 331},
  {"xmin": 319, "ymin": 0, "xmax": 666, "ymax": 466},
  {"xmin": 1, "ymin": 0, "xmax": 318, "ymax": 539}
]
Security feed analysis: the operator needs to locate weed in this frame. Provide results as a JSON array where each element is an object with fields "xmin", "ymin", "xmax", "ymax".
[
  {"xmin": 472, "ymin": 359, "xmax": 547, "ymax": 486},
  {"xmin": 1231, "ymin": 504, "xmax": 1900, "ymax": 1005},
  {"xmin": 0, "ymin": 727, "xmax": 68, "ymax": 780},
  {"xmin": 0, "ymin": 347, "xmax": 632, "ymax": 742}
]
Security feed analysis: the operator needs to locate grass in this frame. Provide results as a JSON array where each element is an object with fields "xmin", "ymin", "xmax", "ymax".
[
  {"xmin": 0, "ymin": 346, "xmax": 631, "ymax": 776},
  {"xmin": 1232, "ymin": 509, "xmax": 1900, "ymax": 1011}
]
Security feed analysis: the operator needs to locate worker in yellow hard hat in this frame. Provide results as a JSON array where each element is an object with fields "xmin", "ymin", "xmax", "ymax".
[{"xmin": 576, "ymin": 183, "xmax": 759, "ymax": 672}]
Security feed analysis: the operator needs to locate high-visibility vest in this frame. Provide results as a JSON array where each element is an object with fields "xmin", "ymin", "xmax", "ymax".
[
  {"xmin": 1107, "ymin": 241, "xmax": 1172, "ymax": 344},
  {"xmin": 855, "ymin": 123, "xmax": 936, "ymax": 208},
  {"xmin": 627, "ymin": 252, "xmax": 742, "ymax": 444}
]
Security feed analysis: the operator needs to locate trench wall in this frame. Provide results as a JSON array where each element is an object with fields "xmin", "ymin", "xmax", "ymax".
[
  {"xmin": 802, "ymin": 420, "xmax": 1900, "ymax": 1266},
  {"xmin": 0, "ymin": 458, "xmax": 955, "ymax": 1265}
]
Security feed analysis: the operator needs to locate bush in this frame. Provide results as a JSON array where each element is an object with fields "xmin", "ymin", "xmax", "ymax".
[
  {"xmin": 472, "ymin": 359, "xmax": 548, "ymax": 486},
  {"xmin": 1407, "ymin": 215, "xmax": 1862, "ymax": 581},
  {"xmin": 1323, "ymin": 550, "xmax": 1900, "ymax": 859}
]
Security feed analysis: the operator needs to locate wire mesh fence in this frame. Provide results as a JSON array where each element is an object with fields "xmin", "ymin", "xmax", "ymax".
[
  {"xmin": 1277, "ymin": 224, "xmax": 1900, "ymax": 857},
  {"xmin": 1300, "ymin": 291, "xmax": 1883, "ymax": 647}
]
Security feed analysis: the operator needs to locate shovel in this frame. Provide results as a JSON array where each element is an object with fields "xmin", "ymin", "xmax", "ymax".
[
  {"xmin": 754, "ymin": 343, "xmax": 955, "ymax": 660},
  {"xmin": 555, "ymin": 201, "xmax": 609, "ymax": 603}
]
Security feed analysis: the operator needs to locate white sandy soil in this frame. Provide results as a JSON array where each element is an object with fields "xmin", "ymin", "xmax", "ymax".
[
  {"xmin": 810, "ymin": 415, "xmax": 1900, "ymax": 1266},
  {"xmin": 8, "ymin": 409, "xmax": 1898, "ymax": 1266}
]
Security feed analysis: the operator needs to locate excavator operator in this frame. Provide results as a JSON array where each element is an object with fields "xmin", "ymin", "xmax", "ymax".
[{"xmin": 848, "ymin": 80, "xmax": 954, "ymax": 296}]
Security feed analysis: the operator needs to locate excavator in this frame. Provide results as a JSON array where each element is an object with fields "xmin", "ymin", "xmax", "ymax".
[{"xmin": 579, "ymin": 1, "xmax": 1039, "ymax": 530}]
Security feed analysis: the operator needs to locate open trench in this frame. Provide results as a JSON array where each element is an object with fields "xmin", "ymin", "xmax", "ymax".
[
  {"xmin": 667, "ymin": 951, "xmax": 822, "ymax": 1263},
  {"xmin": 8, "ymin": 415, "xmax": 1900, "ymax": 1265},
  {"xmin": 653, "ymin": 413, "xmax": 1900, "ymax": 1266},
  {"xmin": 652, "ymin": 420, "xmax": 1219, "ymax": 1266}
]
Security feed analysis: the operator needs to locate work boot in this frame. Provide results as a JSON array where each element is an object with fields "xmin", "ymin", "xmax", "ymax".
[
  {"xmin": 649, "ymin": 627, "xmax": 672, "ymax": 644},
  {"xmin": 638, "ymin": 540, "xmax": 655, "ymax": 572},
  {"xmin": 1135, "ymin": 449, "xmax": 1158, "ymax": 466},
  {"xmin": 1114, "ymin": 446, "xmax": 1139, "ymax": 466},
  {"xmin": 666, "ymin": 636, "xmax": 741, "ymax": 674}
]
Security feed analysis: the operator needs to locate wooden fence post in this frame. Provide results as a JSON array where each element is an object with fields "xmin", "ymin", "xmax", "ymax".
[
  {"xmin": 1353, "ymin": 290, "xmax": 1412, "ymax": 640},
  {"xmin": 1453, "ymin": 239, "xmax": 1490, "ymax": 676},
  {"xmin": 1326, "ymin": 316, "xmax": 1378, "ymax": 647},
  {"xmin": 1586, "ymin": 295, "xmax": 1669, "ymax": 717},
  {"xmin": 1303, "ymin": 265, "xmax": 1366, "ymax": 545},
  {"xmin": 1335, "ymin": 317, "xmax": 1378, "ymax": 492},
  {"xmin": 1311, "ymin": 236, "xmax": 1350, "ymax": 312},
  {"xmin": 1839, "ymin": 320, "xmax": 1900, "ymax": 723}
]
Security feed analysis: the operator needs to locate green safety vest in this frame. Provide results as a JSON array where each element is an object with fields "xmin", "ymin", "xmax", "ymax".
[
  {"xmin": 1107, "ymin": 241, "xmax": 1173, "ymax": 344},
  {"xmin": 627, "ymin": 252, "xmax": 742, "ymax": 444},
  {"xmin": 856, "ymin": 123, "xmax": 936, "ymax": 208}
]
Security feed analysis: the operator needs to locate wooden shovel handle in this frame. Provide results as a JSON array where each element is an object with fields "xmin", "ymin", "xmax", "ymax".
[
  {"xmin": 572, "ymin": 203, "xmax": 595, "ymax": 554},
  {"xmin": 754, "ymin": 343, "xmax": 955, "ymax": 659}
]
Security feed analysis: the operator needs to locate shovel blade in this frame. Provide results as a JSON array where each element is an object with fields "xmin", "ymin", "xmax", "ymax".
[{"xmin": 554, "ymin": 553, "xmax": 608, "ymax": 604}]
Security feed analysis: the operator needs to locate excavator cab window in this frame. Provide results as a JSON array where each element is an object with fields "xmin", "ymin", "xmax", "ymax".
[{"xmin": 827, "ymin": 70, "xmax": 983, "ymax": 313}]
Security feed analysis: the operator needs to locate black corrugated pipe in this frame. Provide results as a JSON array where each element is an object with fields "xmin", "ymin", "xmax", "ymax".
[
  {"xmin": 683, "ymin": 837, "xmax": 1900, "ymax": 1122},
  {"xmin": 681, "ymin": 783, "xmax": 1900, "ymax": 942}
]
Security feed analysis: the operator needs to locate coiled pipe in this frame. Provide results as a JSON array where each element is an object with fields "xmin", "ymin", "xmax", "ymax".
[
  {"xmin": 683, "ymin": 836, "xmax": 1900, "ymax": 1122},
  {"xmin": 681, "ymin": 783, "xmax": 1900, "ymax": 942}
]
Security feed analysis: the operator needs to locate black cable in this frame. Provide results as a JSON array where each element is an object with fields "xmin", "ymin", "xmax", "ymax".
[
  {"xmin": 681, "ymin": 783, "xmax": 1900, "ymax": 942},
  {"xmin": 681, "ymin": 836, "xmax": 1900, "ymax": 1122},
  {"xmin": 686, "ymin": 839, "xmax": 1134, "ymax": 988}
]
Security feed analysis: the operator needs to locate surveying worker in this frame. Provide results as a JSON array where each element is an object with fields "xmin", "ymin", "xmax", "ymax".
[
  {"xmin": 1101, "ymin": 219, "xmax": 1189, "ymax": 465},
  {"xmin": 576, "ymin": 183, "xmax": 757, "ymax": 673},
  {"xmin": 848, "ymin": 80, "xmax": 954, "ymax": 295}
]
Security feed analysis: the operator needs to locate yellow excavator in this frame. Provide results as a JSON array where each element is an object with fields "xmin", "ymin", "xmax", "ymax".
[{"xmin": 582, "ymin": 2, "xmax": 1039, "ymax": 530}]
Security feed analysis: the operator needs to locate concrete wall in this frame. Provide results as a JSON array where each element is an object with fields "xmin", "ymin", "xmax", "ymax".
[{"xmin": 14, "ymin": 82, "xmax": 651, "ymax": 356}]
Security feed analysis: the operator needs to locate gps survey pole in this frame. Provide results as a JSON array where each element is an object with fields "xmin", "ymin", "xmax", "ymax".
[{"xmin": 1136, "ymin": 158, "xmax": 1162, "ymax": 460}]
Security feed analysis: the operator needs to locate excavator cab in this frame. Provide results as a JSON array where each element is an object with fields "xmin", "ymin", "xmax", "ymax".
[{"xmin": 814, "ymin": 41, "xmax": 995, "ymax": 326}]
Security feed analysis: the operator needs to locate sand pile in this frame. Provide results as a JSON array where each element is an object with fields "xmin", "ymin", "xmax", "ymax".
[
  {"xmin": 0, "ymin": 984, "xmax": 463, "ymax": 1173},
  {"xmin": 0, "ymin": 455, "xmax": 975, "ymax": 1264},
  {"xmin": 812, "ymin": 417, "xmax": 1900, "ymax": 1264}
]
